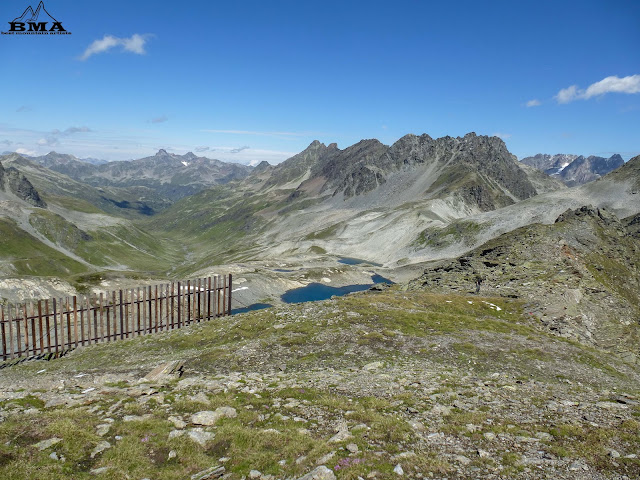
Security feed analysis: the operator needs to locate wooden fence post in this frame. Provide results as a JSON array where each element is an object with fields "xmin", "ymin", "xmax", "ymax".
[{"xmin": 228, "ymin": 274, "xmax": 233, "ymax": 316}]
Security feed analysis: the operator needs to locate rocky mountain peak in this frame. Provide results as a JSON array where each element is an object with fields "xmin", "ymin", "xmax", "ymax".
[{"xmin": 155, "ymin": 149, "xmax": 170, "ymax": 157}]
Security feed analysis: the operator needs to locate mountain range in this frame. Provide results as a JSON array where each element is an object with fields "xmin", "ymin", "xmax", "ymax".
[
  {"xmin": 0, "ymin": 133, "xmax": 637, "ymax": 298},
  {"xmin": 520, "ymin": 153, "xmax": 624, "ymax": 186},
  {"xmin": 28, "ymin": 150, "xmax": 252, "ymax": 203}
]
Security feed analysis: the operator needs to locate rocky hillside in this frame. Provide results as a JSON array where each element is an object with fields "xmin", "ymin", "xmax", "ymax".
[
  {"xmin": 412, "ymin": 205, "xmax": 640, "ymax": 361},
  {"xmin": 1, "ymin": 287, "xmax": 639, "ymax": 479},
  {"xmin": 0, "ymin": 161, "xmax": 46, "ymax": 208},
  {"xmin": 521, "ymin": 153, "xmax": 625, "ymax": 186},
  {"xmin": 261, "ymin": 133, "xmax": 547, "ymax": 211},
  {"xmin": 31, "ymin": 150, "xmax": 252, "ymax": 202}
]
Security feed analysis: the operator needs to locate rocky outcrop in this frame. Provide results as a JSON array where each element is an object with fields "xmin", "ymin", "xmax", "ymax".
[
  {"xmin": 262, "ymin": 133, "xmax": 541, "ymax": 211},
  {"xmin": 413, "ymin": 205, "xmax": 640, "ymax": 358},
  {"xmin": 0, "ymin": 161, "xmax": 47, "ymax": 208}
]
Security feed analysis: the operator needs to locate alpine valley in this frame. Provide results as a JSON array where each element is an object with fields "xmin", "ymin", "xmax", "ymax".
[{"xmin": 2, "ymin": 134, "xmax": 640, "ymax": 479}]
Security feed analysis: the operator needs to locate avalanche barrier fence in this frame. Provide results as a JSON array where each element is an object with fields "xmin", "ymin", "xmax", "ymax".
[{"xmin": 0, "ymin": 274, "xmax": 232, "ymax": 363}]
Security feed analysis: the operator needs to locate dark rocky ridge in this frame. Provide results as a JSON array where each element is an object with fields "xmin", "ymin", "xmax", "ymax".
[
  {"xmin": 0, "ymin": 161, "xmax": 47, "ymax": 208},
  {"xmin": 263, "ymin": 133, "xmax": 542, "ymax": 212}
]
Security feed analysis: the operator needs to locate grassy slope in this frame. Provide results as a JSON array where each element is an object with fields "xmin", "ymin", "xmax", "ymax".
[
  {"xmin": 0, "ymin": 218, "xmax": 88, "ymax": 277},
  {"xmin": 1, "ymin": 288, "xmax": 638, "ymax": 479}
]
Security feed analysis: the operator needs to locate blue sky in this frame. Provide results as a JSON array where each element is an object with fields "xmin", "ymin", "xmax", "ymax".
[{"xmin": 1, "ymin": 0, "xmax": 639, "ymax": 164}]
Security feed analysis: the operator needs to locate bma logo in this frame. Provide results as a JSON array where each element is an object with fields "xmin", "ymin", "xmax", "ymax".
[{"xmin": 2, "ymin": 1, "xmax": 71, "ymax": 35}]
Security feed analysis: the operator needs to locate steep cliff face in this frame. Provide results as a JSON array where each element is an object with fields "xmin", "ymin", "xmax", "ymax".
[{"xmin": 0, "ymin": 161, "xmax": 47, "ymax": 208}]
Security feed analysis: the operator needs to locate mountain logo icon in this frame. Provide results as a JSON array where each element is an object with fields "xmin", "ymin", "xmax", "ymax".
[{"xmin": 3, "ymin": 1, "xmax": 70, "ymax": 35}]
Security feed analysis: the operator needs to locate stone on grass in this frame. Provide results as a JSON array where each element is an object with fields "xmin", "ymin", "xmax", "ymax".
[
  {"xmin": 191, "ymin": 407, "xmax": 237, "ymax": 426},
  {"xmin": 143, "ymin": 360, "xmax": 184, "ymax": 382},
  {"xmin": 34, "ymin": 437, "xmax": 62, "ymax": 451},
  {"xmin": 90, "ymin": 441, "xmax": 111, "ymax": 458},
  {"xmin": 249, "ymin": 470, "xmax": 262, "ymax": 479},
  {"xmin": 346, "ymin": 443, "xmax": 359, "ymax": 453},
  {"xmin": 187, "ymin": 428, "xmax": 214, "ymax": 447},
  {"xmin": 90, "ymin": 466, "xmax": 111, "ymax": 475},
  {"xmin": 168, "ymin": 415, "xmax": 187, "ymax": 429},
  {"xmin": 96, "ymin": 424, "xmax": 111, "ymax": 436},
  {"xmin": 191, "ymin": 465, "xmax": 225, "ymax": 480},
  {"xmin": 296, "ymin": 465, "xmax": 336, "ymax": 480},
  {"xmin": 393, "ymin": 464, "xmax": 404, "ymax": 475}
]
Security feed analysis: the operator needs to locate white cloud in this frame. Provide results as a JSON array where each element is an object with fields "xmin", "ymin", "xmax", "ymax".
[
  {"xmin": 230, "ymin": 146, "xmax": 250, "ymax": 153},
  {"xmin": 15, "ymin": 147, "xmax": 37, "ymax": 156},
  {"xmin": 555, "ymin": 75, "xmax": 640, "ymax": 103},
  {"xmin": 555, "ymin": 85, "xmax": 579, "ymax": 104},
  {"xmin": 525, "ymin": 99, "xmax": 541, "ymax": 107},
  {"xmin": 38, "ymin": 137, "xmax": 57, "ymax": 146},
  {"xmin": 493, "ymin": 132, "xmax": 512, "ymax": 140},
  {"xmin": 80, "ymin": 34, "xmax": 152, "ymax": 60}
]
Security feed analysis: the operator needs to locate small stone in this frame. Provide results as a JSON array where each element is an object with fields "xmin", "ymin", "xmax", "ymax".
[
  {"xmin": 296, "ymin": 465, "xmax": 336, "ymax": 480},
  {"xmin": 96, "ymin": 424, "xmax": 111, "ymax": 436},
  {"xmin": 191, "ymin": 465, "xmax": 225, "ymax": 480},
  {"xmin": 34, "ymin": 437, "xmax": 62, "ymax": 451},
  {"xmin": 90, "ymin": 441, "xmax": 111, "ymax": 458},
  {"xmin": 90, "ymin": 466, "xmax": 111, "ymax": 475},
  {"xmin": 143, "ymin": 360, "xmax": 184, "ymax": 382},
  {"xmin": 249, "ymin": 470, "xmax": 262, "ymax": 479},
  {"xmin": 168, "ymin": 450, "xmax": 177, "ymax": 459},
  {"xmin": 188, "ymin": 428, "xmax": 215, "ymax": 447},
  {"xmin": 483, "ymin": 432, "xmax": 496, "ymax": 441},
  {"xmin": 169, "ymin": 415, "xmax": 187, "ymax": 429},
  {"xmin": 329, "ymin": 428, "xmax": 352, "ymax": 443},
  {"xmin": 316, "ymin": 451, "xmax": 336, "ymax": 465},
  {"xmin": 393, "ymin": 464, "xmax": 404, "ymax": 475},
  {"xmin": 454, "ymin": 455, "xmax": 471, "ymax": 465},
  {"xmin": 191, "ymin": 407, "xmax": 237, "ymax": 426},
  {"xmin": 346, "ymin": 443, "xmax": 359, "ymax": 453},
  {"xmin": 169, "ymin": 429, "xmax": 186, "ymax": 439},
  {"xmin": 49, "ymin": 452, "xmax": 59, "ymax": 460},
  {"xmin": 114, "ymin": 435, "xmax": 123, "ymax": 441},
  {"xmin": 608, "ymin": 449, "xmax": 621, "ymax": 458}
]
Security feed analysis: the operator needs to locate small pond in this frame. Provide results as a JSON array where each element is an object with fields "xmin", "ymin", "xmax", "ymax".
[
  {"xmin": 337, "ymin": 257, "xmax": 383, "ymax": 267},
  {"xmin": 231, "ymin": 303, "xmax": 272, "ymax": 315}
]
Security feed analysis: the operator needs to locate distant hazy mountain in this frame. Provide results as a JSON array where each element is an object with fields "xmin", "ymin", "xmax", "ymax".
[
  {"xmin": 521, "ymin": 153, "xmax": 624, "ymax": 186},
  {"xmin": 29, "ymin": 150, "xmax": 252, "ymax": 202}
]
